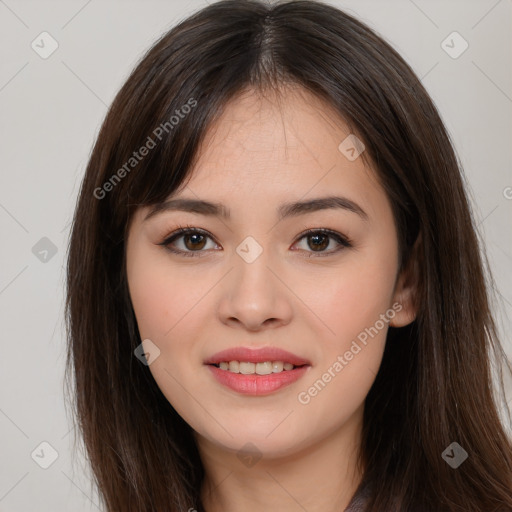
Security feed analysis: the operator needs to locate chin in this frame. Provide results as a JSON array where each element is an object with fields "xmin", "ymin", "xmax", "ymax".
[{"xmin": 198, "ymin": 425, "xmax": 313, "ymax": 460}]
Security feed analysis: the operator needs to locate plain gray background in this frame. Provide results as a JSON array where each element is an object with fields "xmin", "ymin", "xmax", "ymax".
[{"xmin": 0, "ymin": 0, "xmax": 511, "ymax": 510}]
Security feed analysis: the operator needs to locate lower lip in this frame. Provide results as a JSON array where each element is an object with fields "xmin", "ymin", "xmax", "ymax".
[{"xmin": 207, "ymin": 364, "xmax": 310, "ymax": 395}]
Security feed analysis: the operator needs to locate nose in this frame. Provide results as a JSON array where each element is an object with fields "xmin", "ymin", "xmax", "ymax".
[{"xmin": 216, "ymin": 250, "xmax": 293, "ymax": 332}]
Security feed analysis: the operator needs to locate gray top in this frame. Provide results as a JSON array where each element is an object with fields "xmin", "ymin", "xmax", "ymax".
[
  {"xmin": 344, "ymin": 482, "xmax": 371, "ymax": 511},
  {"xmin": 344, "ymin": 494, "xmax": 367, "ymax": 511}
]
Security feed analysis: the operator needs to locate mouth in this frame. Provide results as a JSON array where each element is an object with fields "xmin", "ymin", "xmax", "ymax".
[
  {"xmin": 210, "ymin": 360, "xmax": 306, "ymax": 374},
  {"xmin": 204, "ymin": 346, "xmax": 311, "ymax": 395}
]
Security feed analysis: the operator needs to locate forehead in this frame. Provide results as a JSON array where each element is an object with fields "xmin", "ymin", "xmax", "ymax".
[
  {"xmin": 175, "ymin": 86, "xmax": 382, "ymax": 215},
  {"xmin": 194, "ymin": 86, "xmax": 352, "ymax": 169}
]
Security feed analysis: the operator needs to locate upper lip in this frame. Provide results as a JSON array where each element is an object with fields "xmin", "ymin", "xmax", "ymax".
[{"xmin": 204, "ymin": 346, "xmax": 311, "ymax": 366}]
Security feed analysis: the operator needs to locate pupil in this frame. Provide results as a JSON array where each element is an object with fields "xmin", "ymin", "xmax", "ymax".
[
  {"xmin": 185, "ymin": 234, "xmax": 206, "ymax": 250},
  {"xmin": 309, "ymin": 234, "xmax": 328, "ymax": 251}
]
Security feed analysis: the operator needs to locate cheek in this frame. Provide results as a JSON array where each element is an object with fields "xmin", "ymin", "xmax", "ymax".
[
  {"xmin": 303, "ymin": 245, "xmax": 398, "ymax": 347},
  {"xmin": 295, "ymin": 237, "xmax": 397, "ymax": 407},
  {"xmin": 295, "ymin": 266, "xmax": 394, "ymax": 423},
  {"xmin": 127, "ymin": 261, "xmax": 173, "ymax": 340},
  {"xmin": 127, "ymin": 247, "xmax": 209, "ymax": 342},
  {"xmin": 335, "ymin": 262, "xmax": 395, "ymax": 338},
  {"xmin": 127, "ymin": 253, "xmax": 206, "ymax": 422}
]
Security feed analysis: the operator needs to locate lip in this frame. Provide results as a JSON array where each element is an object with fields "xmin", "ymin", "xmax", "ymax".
[
  {"xmin": 204, "ymin": 346, "xmax": 311, "ymax": 366},
  {"xmin": 204, "ymin": 346, "xmax": 311, "ymax": 396},
  {"xmin": 207, "ymin": 364, "xmax": 310, "ymax": 395}
]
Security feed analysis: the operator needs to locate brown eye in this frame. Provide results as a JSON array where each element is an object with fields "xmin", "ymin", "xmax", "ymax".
[
  {"xmin": 159, "ymin": 227, "xmax": 351, "ymax": 258},
  {"xmin": 159, "ymin": 228, "xmax": 218, "ymax": 257},
  {"xmin": 306, "ymin": 233, "xmax": 330, "ymax": 251},
  {"xmin": 183, "ymin": 233, "xmax": 207, "ymax": 251},
  {"xmin": 293, "ymin": 229, "xmax": 352, "ymax": 256}
]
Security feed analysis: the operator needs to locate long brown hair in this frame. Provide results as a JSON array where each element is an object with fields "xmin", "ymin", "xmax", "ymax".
[{"xmin": 64, "ymin": 1, "xmax": 512, "ymax": 510}]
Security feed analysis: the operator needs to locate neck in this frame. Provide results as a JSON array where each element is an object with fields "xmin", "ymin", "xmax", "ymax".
[{"xmin": 196, "ymin": 405, "xmax": 365, "ymax": 512}]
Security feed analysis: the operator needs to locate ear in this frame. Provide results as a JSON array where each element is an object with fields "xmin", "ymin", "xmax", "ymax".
[{"xmin": 389, "ymin": 233, "xmax": 421, "ymax": 328}]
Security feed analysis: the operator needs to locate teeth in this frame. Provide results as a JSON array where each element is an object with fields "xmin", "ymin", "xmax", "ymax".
[
  {"xmin": 256, "ymin": 361, "xmax": 273, "ymax": 375},
  {"xmin": 216, "ymin": 360, "xmax": 298, "ymax": 374},
  {"xmin": 272, "ymin": 361, "xmax": 283, "ymax": 373},
  {"xmin": 239, "ymin": 362, "xmax": 255, "ymax": 374}
]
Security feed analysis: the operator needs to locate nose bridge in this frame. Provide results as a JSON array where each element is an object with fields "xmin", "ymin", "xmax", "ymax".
[
  {"xmin": 217, "ymin": 235, "xmax": 293, "ymax": 330},
  {"xmin": 233, "ymin": 238, "xmax": 276, "ymax": 306}
]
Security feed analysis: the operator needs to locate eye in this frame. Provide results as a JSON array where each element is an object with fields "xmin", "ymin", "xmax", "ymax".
[
  {"xmin": 292, "ymin": 228, "xmax": 352, "ymax": 257},
  {"xmin": 158, "ymin": 226, "xmax": 352, "ymax": 257},
  {"xmin": 159, "ymin": 225, "xmax": 219, "ymax": 257}
]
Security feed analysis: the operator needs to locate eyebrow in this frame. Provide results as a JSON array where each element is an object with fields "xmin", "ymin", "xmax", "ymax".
[{"xmin": 143, "ymin": 196, "xmax": 369, "ymax": 222}]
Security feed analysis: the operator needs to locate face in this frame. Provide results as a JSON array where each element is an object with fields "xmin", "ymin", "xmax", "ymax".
[{"xmin": 126, "ymin": 86, "xmax": 416, "ymax": 459}]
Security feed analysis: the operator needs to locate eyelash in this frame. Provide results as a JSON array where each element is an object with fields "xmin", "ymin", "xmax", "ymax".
[{"xmin": 158, "ymin": 224, "xmax": 353, "ymax": 258}]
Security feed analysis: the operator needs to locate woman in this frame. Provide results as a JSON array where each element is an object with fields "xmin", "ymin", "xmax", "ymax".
[{"xmin": 65, "ymin": 1, "xmax": 512, "ymax": 510}]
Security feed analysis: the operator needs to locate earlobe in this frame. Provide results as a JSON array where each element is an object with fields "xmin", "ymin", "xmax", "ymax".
[{"xmin": 389, "ymin": 233, "xmax": 421, "ymax": 328}]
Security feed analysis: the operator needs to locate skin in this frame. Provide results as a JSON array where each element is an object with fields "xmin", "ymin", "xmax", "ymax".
[{"xmin": 126, "ymin": 85, "xmax": 417, "ymax": 512}]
